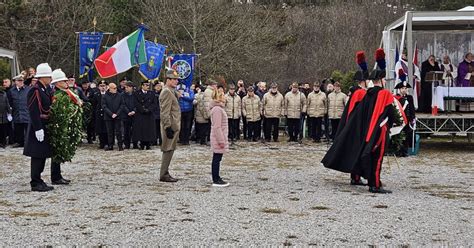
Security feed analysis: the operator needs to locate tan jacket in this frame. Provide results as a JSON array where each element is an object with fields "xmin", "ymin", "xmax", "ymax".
[
  {"xmin": 306, "ymin": 91, "xmax": 327, "ymax": 117},
  {"xmin": 225, "ymin": 93, "xmax": 241, "ymax": 119},
  {"xmin": 328, "ymin": 91, "xmax": 347, "ymax": 119},
  {"xmin": 194, "ymin": 91, "xmax": 209, "ymax": 123},
  {"xmin": 200, "ymin": 86, "xmax": 214, "ymax": 120},
  {"xmin": 263, "ymin": 92, "xmax": 284, "ymax": 118},
  {"xmin": 159, "ymin": 86, "xmax": 181, "ymax": 152},
  {"xmin": 242, "ymin": 95, "xmax": 262, "ymax": 122},
  {"xmin": 284, "ymin": 91, "xmax": 307, "ymax": 119}
]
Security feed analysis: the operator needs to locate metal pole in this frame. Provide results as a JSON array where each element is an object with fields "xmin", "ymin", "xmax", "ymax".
[{"xmin": 407, "ymin": 12, "xmax": 414, "ymax": 101}]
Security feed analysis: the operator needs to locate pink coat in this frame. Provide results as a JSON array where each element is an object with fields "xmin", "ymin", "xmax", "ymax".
[{"xmin": 210, "ymin": 100, "xmax": 229, "ymax": 154}]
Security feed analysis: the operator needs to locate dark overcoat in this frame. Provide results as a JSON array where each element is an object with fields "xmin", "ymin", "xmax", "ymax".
[
  {"xmin": 132, "ymin": 90, "xmax": 157, "ymax": 142},
  {"xmin": 23, "ymin": 83, "xmax": 52, "ymax": 158}
]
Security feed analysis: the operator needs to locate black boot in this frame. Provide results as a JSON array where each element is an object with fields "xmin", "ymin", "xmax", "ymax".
[{"xmin": 369, "ymin": 187, "xmax": 392, "ymax": 194}]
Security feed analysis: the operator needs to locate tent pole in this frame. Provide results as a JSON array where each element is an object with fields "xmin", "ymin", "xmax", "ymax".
[{"xmin": 407, "ymin": 12, "xmax": 414, "ymax": 101}]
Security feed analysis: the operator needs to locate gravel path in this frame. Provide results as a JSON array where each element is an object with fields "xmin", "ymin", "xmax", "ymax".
[{"xmin": 0, "ymin": 140, "xmax": 473, "ymax": 246}]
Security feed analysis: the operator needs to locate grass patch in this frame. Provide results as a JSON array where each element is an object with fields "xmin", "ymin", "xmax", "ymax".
[
  {"xmin": 257, "ymin": 177, "xmax": 269, "ymax": 181},
  {"xmin": 99, "ymin": 205, "xmax": 124, "ymax": 213},
  {"xmin": 181, "ymin": 218, "xmax": 195, "ymax": 222},
  {"xmin": 261, "ymin": 208, "xmax": 285, "ymax": 214},
  {"xmin": 9, "ymin": 211, "xmax": 50, "ymax": 218},
  {"xmin": 0, "ymin": 200, "xmax": 13, "ymax": 207},
  {"xmin": 289, "ymin": 197, "xmax": 300, "ymax": 201},
  {"xmin": 373, "ymin": 205, "xmax": 388, "ymax": 209},
  {"xmin": 310, "ymin": 206, "xmax": 330, "ymax": 210},
  {"xmin": 287, "ymin": 235, "xmax": 298, "ymax": 239}
]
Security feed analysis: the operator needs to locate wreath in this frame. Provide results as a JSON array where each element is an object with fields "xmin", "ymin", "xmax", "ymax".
[
  {"xmin": 386, "ymin": 103, "xmax": 406, "ymax": 155},
  {"xmin": 48, "ymin": 89, "xmax": 83, "ymax": 163}
]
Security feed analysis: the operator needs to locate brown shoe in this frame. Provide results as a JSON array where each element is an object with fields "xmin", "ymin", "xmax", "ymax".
[{"xmin": 160, "ymin": 175, "xmax": 178, "ymax": 183}]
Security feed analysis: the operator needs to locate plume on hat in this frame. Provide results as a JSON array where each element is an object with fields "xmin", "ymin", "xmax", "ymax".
[
  {"xmin": 375, "ymin": 48, "xmax": 386, "ymax": 70},
  {"xmin": 355, "ymin": 51, "xmax": 368, "ymax": 71}
]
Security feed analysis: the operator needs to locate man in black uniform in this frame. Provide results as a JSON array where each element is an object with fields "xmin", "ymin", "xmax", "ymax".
[
  {"xmin": 23, "ymin": 63, "xmax": 54, "ymax": 192},
  {"xmin": 394, "ymin": 81, "xmax": 416, "ymax": 157}
]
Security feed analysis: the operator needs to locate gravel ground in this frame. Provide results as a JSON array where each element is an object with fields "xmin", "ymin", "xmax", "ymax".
[{"xmin": 0, "ymin": 139, "xmax": 473, "ymax": 246}]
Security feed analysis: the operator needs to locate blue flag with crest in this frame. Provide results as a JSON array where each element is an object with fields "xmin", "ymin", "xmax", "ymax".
[
  {"xmin": 78, "ymin": 32, "xmax": 103, "ymax": 81},
  {"xmin": 171, "ymin": 54, "xmax": 197, "ymax": 89},
  {"xmin": 139, "ymin": 40, "xmax": 166, "ymax": 81}
]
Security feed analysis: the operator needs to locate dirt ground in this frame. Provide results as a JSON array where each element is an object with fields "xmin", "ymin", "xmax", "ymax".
[{"xmin": 0, "ymin": 138, "xmax": 473, "ymax": 246}]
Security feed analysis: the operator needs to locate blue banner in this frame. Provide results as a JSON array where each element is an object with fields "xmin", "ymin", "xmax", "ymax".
[
  {"xmin": 78, "ymin": 32, "xmax": 103, "ymax": 81},
  {"xmin": 139, "ymin": 41, "xmax": 166, "ymax": 80},
  {"xmin": 171, "ymin": 54, "xmax": 197, "ymax": 88}
]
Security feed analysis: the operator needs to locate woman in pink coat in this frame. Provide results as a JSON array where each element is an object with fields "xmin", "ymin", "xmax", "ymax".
[{"xmin": 210, "ymin": 90, "xmax": 230, "ymax": 187}]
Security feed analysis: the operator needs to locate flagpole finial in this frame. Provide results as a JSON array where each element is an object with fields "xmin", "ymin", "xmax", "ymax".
[
  {"xmin": 154, "ymin": 36, "xmax": 158, "ymax": 43},
  {"xmin": 93, "ymin": 17, "xmax": 97, "ymax": 29}
]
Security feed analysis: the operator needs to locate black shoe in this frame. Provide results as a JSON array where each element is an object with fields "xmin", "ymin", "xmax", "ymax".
[
  {"xmin": 118, "ymin": 146, "xmax": 124, "ymax": 151},
  {"xmin": 31, "ymin": 183, "xmax": 54, "ymax": 192},
  {"xmin": 52, "ymin": 178, "xmax": 70, "ymax": 185},
  {"xmin": 160, "ymin": 175, "xmax": 178, "ymax": 183},
  {"xmin": 273, "ymin": 139, "xmax": 278, "ymax": 142},
  {"xmin": 87, "ymin": 140, "xmax": 94, "ymax": 144},
  {"xmin": 212, "ymin": 179, "xmax": 229, "ymax": 187},
  {"xmin": 369, "ymin": 187, "xmax": 392, "ymax": 194},
  {"xmin": 104, "ymin": 146, "xmax": 113, "ymax": 151},
  {"xmin": 133, "ymin": 144, "xmax": 139, "ymax": 149},
  {"xmin": 351, "ymin": 179, "xmax": 366, "ymax": 186},
  {"xmin": 124, "ymin": 145, "xmax": 130, "ymax": 149},
  {"xmin": 99, "ymin": 144, "xmax": 105, "ymax": 149},
  {"xmin": 145, "ymin": 145, "xmax": 151, "ymax": 150}
]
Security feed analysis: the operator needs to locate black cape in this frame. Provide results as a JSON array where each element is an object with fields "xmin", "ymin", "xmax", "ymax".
[{"xmin": 321, "ymin": 86, "xmax": 395, "ymax": 179}]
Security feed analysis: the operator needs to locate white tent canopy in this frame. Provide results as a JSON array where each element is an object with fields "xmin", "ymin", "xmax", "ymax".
[
  {"xmin": 382, "ymin": 9, "xmax": 474, "ymax": 90},
  {"xmin": 0, "ymin": 47, "xmax": 21, "ymax": 78}
]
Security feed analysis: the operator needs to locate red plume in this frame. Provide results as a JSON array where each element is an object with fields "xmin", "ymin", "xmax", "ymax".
[
  {"xmin": 375, "ymin": 48, "xmax": 385, "ymax": 61},
  {"xmin": 355, "ymin": 51, "xmax": 366, "ymax": 65}
]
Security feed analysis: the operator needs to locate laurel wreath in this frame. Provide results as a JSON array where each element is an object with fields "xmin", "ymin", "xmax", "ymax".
[{"xmin": 48, "ymin": 90, "xmax": 83, "ymax": 163}]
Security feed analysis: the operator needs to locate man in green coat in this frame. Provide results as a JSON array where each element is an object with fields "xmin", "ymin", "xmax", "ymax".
[{"xmin": 159, "ymin": 69, "xmax": 181, "ymax": 182}]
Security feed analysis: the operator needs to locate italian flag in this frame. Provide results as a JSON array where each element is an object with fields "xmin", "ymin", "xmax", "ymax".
[{"xmin": 94, "ymin": 28, "xmax": 147, "ymax": 78}]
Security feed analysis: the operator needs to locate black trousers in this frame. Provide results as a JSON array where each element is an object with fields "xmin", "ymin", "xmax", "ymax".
[
  {"xmin": 123, "ymin": 119, "xmax": 133, "ymax": 147},
  {"xmin": 228, "ymin": 118, "xmax": 240, "ymax": 141},
  {"xmin": 179, "ymin": 111, "xmax": 193, "ymax": 144},
  {"xmin": 98, "ymin": 133, "xmax": 107, "ymax": 148},
  {"xmin": 86, "ymin": 119, "xmax": 96, "ymax": 143},
  {"xmin": 155, "ymin": 119, "xmax": 162, "ymax": 146},
  {"xmin": 0, "ymin": 123, "xmax": 8, "ymax": 145},
  {"xmin": 330, "ymin": 118, "xmax": 340, "ymax": 139},
  {"xmin": 105, "ymin": 119, "xmax": 123, "ymax": 147},
  {"xmin": 195, "ymin": 122, "xmax": 210, "ymax": 144},
  {"xmin": 14, "ymin": 123, "xmax": 28, "ymax": 146},
  {"xmin": 401, "ymin": 125, "xmax": 414, "ymax": 155},
  {"xmin": 367, "ymin": 128, "xmax": 388, "ymax": 188},
  {"xmin": 264, "ymin": 117, "xmax": 279, "ymax": 141},
  {"xmin": 242, "ymin": 116, "xmax": 248, "ymax": 139},
  {"xmin": 309, "ymin": 117, "xmax": 323, "ymax": 141},
  {"xmin": 211, "ymin": 153, "xmax": 223, "ymax": 182},
  {"xmin": 31, "ymin": 157, "xmax": 46, "ymax": 186},
  {"xmin": 287, "ymin": 118, "xmax": 300, "ymax": 141},
  {"xmin": 7, "ymin": 122, "xmax": 14, "ymax": 144},
  {"xmin": 247, "ymin": 120, "xmax": 261, "ymax": 141},
  {"xmin": 51, "ymin": 161, "xmax": 63, "ymax": 182}
]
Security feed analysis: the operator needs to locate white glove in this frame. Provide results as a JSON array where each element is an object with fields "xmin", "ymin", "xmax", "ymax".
[
  {"xmin": 7, "ymin": 114, "xmax": 12, "ymax": 122},
  {"xmin": 35, "ymin": 129, "xmax": 44, "ymax": 142}
]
